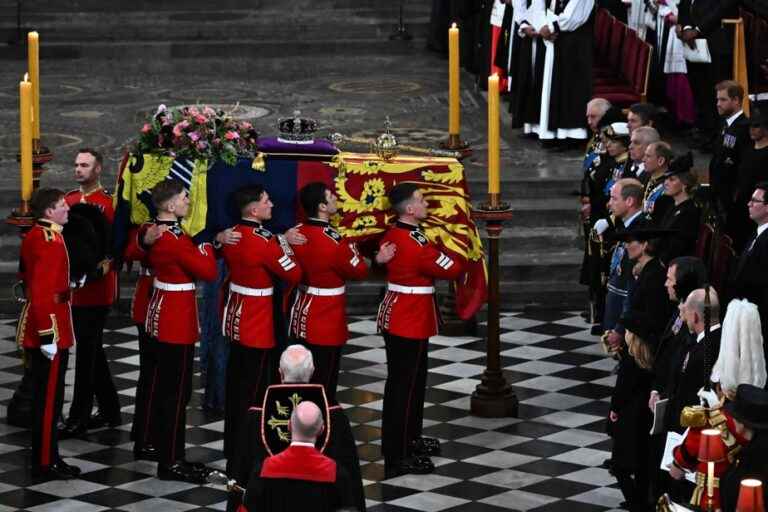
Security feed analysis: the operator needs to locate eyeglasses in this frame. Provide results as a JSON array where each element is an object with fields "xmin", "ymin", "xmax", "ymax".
[{"xmin": 748, "ymin": 197, "xmax": 768, "ymax": 204}]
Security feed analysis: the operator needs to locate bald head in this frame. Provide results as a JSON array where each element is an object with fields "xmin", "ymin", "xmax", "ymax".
[
  {"xmin": 290, "ymin": 401, "xmax": 324, "ymax": 443},
  {"xmin": 682, "ymin": 287, "xmax": 720, "ymax": 334},
  {"xmin": 279, "ymin": 344, "xmax": 315, "ymax": 383}
]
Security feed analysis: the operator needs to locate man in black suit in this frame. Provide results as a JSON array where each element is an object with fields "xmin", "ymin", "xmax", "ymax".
[
  {"xmin": 667, "ymin": 287, "xmax": 722, "ymax": 433},
  {"xmin": 678, "ymin": 0, "xmax": 737, "ymax": 146},
  {"xmin": 731, "ymin": 182, "xmax": 768, "ymax": 353},
  {"xmin": 709, "ymin": 81, "xmax": 751, "ymax": 227}
]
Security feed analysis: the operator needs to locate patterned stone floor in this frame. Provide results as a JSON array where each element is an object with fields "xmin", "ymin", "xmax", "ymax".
[{"xmin": 0, "ymin": 309, "xmax": 626, "ymax": 512}]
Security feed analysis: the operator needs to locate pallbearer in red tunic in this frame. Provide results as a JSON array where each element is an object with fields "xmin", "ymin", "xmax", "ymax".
[
  {"xmin": 144, "ymin": 180, "xmax": 217, "ymax": 483},
  {"xmin": 60, "ymin": 148, "xmax": 121, "ymax": 438},
  {"xmin": 377, "ymin": 183, "xmax": 464, "ymax": 479},
  {"xmin": 122, "ymin": 220, "xmax": 165, "ymax": 461},
  {"xmin": 219, "ymin": 185, "xmax": 302, "ymax": 460},
  {"xmin": 244, "ymin": 401, "xmax": 354, "ymax": 512},
  {"xmin": 289, "ymin": 182, "xmax": 393, "ymax": 404},
  {"xmin": 17, "ymin": 189, "xmax": 80, "ymax": 479}
]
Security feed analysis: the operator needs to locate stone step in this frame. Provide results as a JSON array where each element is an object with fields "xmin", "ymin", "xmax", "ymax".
[
  {"xmin": 11, "ymin": 0, "xmax": 429, "ymax": 13},
  {"xmin": 500, "ymin": 249, "xmax": 581, "ymax": 282}
]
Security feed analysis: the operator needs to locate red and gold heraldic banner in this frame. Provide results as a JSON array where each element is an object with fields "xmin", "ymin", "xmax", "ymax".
[{"xmin": 325, "ymin": 152, "xmax": 487, "ymax": 319}]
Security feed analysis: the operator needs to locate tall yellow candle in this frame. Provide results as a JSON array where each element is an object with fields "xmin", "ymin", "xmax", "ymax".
[
  {"xmin": 487, "ymin": 74, "xmax": 500, "ymax": 200},
  {"xmin": 20, "ymin": 76, "xmax": 33, "ymax": 202},
  {"xmin": 448, "ymin": 23, "xmax": 460, "ymax": 135},
  {"xmin": 28, "ymin": 31, "xmax": 40, "ymax": 141}
]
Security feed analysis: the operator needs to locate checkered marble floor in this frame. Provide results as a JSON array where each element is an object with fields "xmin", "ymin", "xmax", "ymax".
[{"xmin": 0, "ymin": 310, "xmax": 625, "ymax": 512}]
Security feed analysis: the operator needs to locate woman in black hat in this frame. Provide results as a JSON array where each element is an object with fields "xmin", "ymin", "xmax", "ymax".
[
  {"xmin": 609, "ymin": 310, "xmax": 657, "ymax": 512},
  {"xmin": 731, "ymin": 103, "xmax": 768, "ymax": 253},
  {"xmin": 719, "ymin": 384, "xmax": 768, "ymax": 512},
  {"xmin": 659, "ymin": 153, "xmax": 702, "ymax": 265}
]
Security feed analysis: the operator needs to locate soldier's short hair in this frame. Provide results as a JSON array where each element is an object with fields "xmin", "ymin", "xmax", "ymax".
[
  {"xmin": 755, "ymin": 181, "xmax": 768, "ymax": 198},
  {"xmin": 78, "ymin": 147, "xmax": 103, "ymax": 168},
  {"xmin": 388, "ymin": 182, "xmax": 420, "ymax": 215},
  {"xmin": 233, "ymin": 185, "xmax": 266, "ymax": 214},
  {"xmin": 616, "ymin": 178, "xmax": 644, "ymax": 205},
  {"xmin": 632, "ymin": 126, "xmax": 660, "ymax": 146},
  {"xmin": 151, "ymin": 179, "xmax": 185, "ymax": 209},
  {"xmin": 30, "ymin": 188, "xmax": 65, "ymax": 219},
  {"xmin": 299, "ymin": 182, "xmax": 329, "ymax": 218},
  {"xmin": 715, "ymin": 80, "xmax": 744, "ymax": 102},
  {"xmin": 629, "ymin": 103, "xmax": 657, "ymax": 126},
  {"xmin": 650, "ymin": 141, "xmax": 674, "ymax": 166}
]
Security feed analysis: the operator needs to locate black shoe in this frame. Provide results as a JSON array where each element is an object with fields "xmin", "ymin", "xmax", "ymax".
[
  {"xmin": 157, "ymin": 462, "xmax": 206, "ymax": 484},
  {"xmin": 55, "ymin": 459, "xmax": 82, "ymax": 477},
  {"xmin": 385, "ymin": 455, "xmax": 435, "ymax": 479},
  {"xmin": 133, "ymin": 445, "xmax": 158, "ymax": 461},
  {"xmin": 31, "ymin": 462, "xmax": 79, "ymax": 480},
  {"xmin": 411, "ymin": 436, "xmax": 441, "ymax": 456},
  {"xmin": 58, "ymin": 422, "xmax": 87, "ymax": 440},
  {"xmin": 87, "ymin": 412, "xmax": 122, "ymax": 429},
  {"xmin": 590, "ymin": 325, "xmax": 604, "ymax": 336}
]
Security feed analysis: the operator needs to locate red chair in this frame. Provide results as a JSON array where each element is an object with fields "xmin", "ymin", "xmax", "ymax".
[
  {"xmin": 594, "ymin": 18, "xmax": 626, "ymax": 80},
  {"xmin": 710, "ymin": 233, "xmax": 736, "ymax": 297},
  {"xmin": 594, "ymin": 9, "xmax": 613, "ymax": 60},
  {"xmin": 695, "ymin": 223, "xmax": 715, "ymax": 260},
  {"xmin": 594, "ymin": 35, "xmax": 652, "ymax": 106}
]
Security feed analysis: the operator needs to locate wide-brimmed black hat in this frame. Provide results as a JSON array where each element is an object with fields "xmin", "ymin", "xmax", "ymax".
[
  {"xmin": 750, "ymin": 103, "xmax": 768, "ymax": 128},
  {"xmin": 597, "ymin": 106, "xmax": 627, "ymax": 131},
  {"xmin": 663, "ymin": 151, "xmax": 694, "ymax": 179},
  {"xmin": 609, "ymin": 227, "xmax": 675, "ymax": 244},
  {"xmin": 621, "ymin": 311, "xmax": 658, "ymax": 346},
  {"xmin": 724, "ymin": 384, "xmax": 768, "ymax": 430}
]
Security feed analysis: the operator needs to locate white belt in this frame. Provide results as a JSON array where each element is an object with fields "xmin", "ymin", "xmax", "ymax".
[
  {"xmin": 139, "ymin": 266, "xmax": 153, "ymax": 277},
  {"xmin": 300, "ymin": 285, "xmax": 345, "ymax": 296},
  {"xmin": 154, "ymin": 279, "xmax": 195, "ymax": 291},
  {"xmin": 387, "ymin": 283, "xmax": 435, "ymax": 295},
  {"xmin": 230, "ymin": 283, "xmax": 273, "ymax": 297}
]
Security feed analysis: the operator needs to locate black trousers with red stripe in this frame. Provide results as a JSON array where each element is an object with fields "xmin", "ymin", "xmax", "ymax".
[
  {"xmin": 27, "ymin": 347, "xmax": 69, "ymax": 469},
  {"xmin": 131, "ymin": 325, "xmax": 156, "ymax": 451},
  {"xmin": 382, "ymin": 332, "xmax": 428, "ymax": 467},
  {"xmin": 68, "ymin": 306, "xmax": 120, "ymax": 424},
  {"xmin": 224, "ymin": 342, "xmax": 272, "ymax": 459},
  {"xmin": 150, "ymin": 340, "xmax": 194, "ymax": 466},
  {"xmin": 299, "ymin": 340, "xmax": 342, "ymax": 405}
]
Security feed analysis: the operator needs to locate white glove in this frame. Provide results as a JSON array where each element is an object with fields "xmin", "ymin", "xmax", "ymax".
[
  {"xmin": 698, "ymin": 387, "xmax": 720, "ymax": 408},
  {"xmin": 593, "ymin": 218, "xmax": 610, "ymax": 235},
  {"xmin": 41, "ymin": 343, "xmax": 58, "ymax": 360}
]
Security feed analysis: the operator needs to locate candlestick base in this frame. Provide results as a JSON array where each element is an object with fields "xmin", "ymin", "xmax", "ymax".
[
  {"xmin": 441, "ymin": 134, "xmax": 472, "ymax": 159},
  {"xmin": 471, "ymin": 369, "xmax": 519, "ymax": 417},
  {"xmin": 470, "ymin": 201, "xmax": 516, "ymax": 418}
]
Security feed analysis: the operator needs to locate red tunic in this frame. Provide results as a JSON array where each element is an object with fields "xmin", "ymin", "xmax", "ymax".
[
  {"xmin": 376, "ymin": 221, "xmax": 464, "ymax": 339},
  {"xmin": 220, "ymin": 220, "xmax": 302, "ymax": 348},
  {"xmin": 122, "ymin": 223, "xmax": 154, "ymax": 325},
  {"xmin": 673, "ymin": 406, "xmax": 749, "ymax": 510},
  {"xmin": 260, "ymin": 444, "xmax": 336, "ymax": 483},
  {"xmin": 17, "ymin": 220, "xmax": 75, "ymax": 349},
  {"xmin": 65, "ymin": 187, "xmax": 117, "ymax": 306},
  {"xmin": 145, "ymin": 221, "xmax": 217, "ymax": 344},
  {"xmin": 288, "ymin": 219, "xmax": 368, "ymax": 346}
]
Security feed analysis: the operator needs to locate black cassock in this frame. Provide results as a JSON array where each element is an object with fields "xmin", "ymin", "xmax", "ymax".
[
  {"xmin": 227, "ymin": 405, "xmax": 365, "ymax": 512},
  {"xmin": 245, "ymin": 444, "xmax": 354, "ymax": 512},
  {"xmin": 513, "ymin": 0, "xmax": 594, "ymax": 138}
]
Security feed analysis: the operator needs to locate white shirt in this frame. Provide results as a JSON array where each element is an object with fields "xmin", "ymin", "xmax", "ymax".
[
  {"xmin": 695, "ymin": 323, "xmax": 721, "ymax": 344},
  {"xmin": 757, "ymin": 222, "xmax": 768, "ymax": 239},
  {"xmin": 290, "ymin": 441, "xmax": 316, "ymax": 448},
  {"xmin": 623, "ymin": 210, "xmax": 643, "ymax": 227},
  {"xmin": 725, "ymin": 110, "xmax": 744, "ymax": 127}
]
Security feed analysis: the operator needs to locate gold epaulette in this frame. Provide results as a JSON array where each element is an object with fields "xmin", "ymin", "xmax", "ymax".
[{"xmin": 680, "ymin": 405, "xmax": 708, "ymax": 428}]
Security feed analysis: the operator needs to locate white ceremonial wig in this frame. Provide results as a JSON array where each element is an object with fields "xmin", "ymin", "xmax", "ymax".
[
  {"xmin": 711, "ymin": 299, "xmax": 767, "ymax": 395},
  {"xmin": 279, "ymin": 344, "xmax": 315, "ymax": 383}
]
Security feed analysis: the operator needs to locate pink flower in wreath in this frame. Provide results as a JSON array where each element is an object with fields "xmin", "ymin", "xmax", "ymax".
[
  {"xmin": 141, "ymin": 123, "xmax": 152, "ymax": 134},
  {"xmin": 197, "ymin": 141, "xmax": 208, "ymax": 150},
  {"xmin": 195, "ymin": 114, "xmax": 208, "ymax": 124},
  {"xmin": 172, "ymin": 120, "xmax": 190, "ymax": 137},
  {"xmin": 188, "ymin": 131, "xmax": 201, "ymax": 142},
  {"xmin": 225, "ymin": 131, "xmax": 240, "ymax": 140}
]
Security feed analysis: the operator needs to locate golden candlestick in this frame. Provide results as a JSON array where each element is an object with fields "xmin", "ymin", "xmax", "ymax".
[
  {"xmin": 487, "ymin": 74, "xmax": 501, "ymax": 204},
  {"xmin": 28, "ymin": 31, "xmax": 40, "ymax": 141}
]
